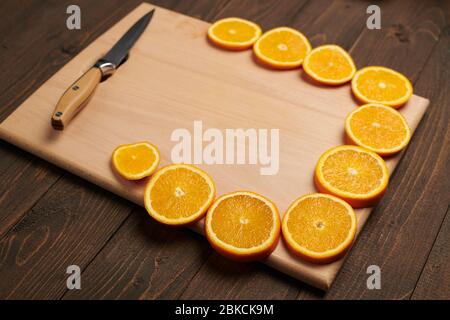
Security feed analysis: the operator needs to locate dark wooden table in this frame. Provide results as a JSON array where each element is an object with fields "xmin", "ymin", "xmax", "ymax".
[{"xmin": 0, "ymin": 0, "xmax": 448, "ymax": 300}]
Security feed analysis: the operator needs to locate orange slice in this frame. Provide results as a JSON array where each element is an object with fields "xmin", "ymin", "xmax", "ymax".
[
  {"xmin": 144, "ymin": 164, "xmax": 215, "ymax": 226},
  {"xmin": 112, "ymin": 142, "xmax": 160, "ymax": 180},
  {"xmin": 205, "ymin": 191, "xmax": 281, "ymax": 261},
  {"xmin": 282, "ymin": 193, "xmax": 357, "ymax": 264},
  {"xmin": 345, "ymin": 104, "xmax": 411, "ymax": 156},
  {"xmin": 314, "ymin": 145, "xmax": 389, "ymax": 208},
  {"xmin": 303, "ymin": 45, "xmax": 356, "ymax": 85},
  {"xmin": 351, "ymin": 66, "xmax": 413, "ymax": 108},
  {"xmin": 207, "ymin": 17, "xmax": 262, "ymax": 50},
  {"xmin": 253, "ymin": 27, "xmax": 311, "ymax": 69}
]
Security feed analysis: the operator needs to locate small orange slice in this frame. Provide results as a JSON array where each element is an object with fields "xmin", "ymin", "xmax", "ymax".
[
  {"xmin": 352, "ymin": 66, "xmax": 413, "ymax": 108},
  {"xmin": 207, "ymin": 17, "xmax": 262, "ymax": 50},
  {"xmin": 303, "ymin": 45, "xmax": 356, "ymax": 85},
  {"xmin": 314, "ymin": 145, "xmax": 389, "ymax": 208},
  {"xmin": 112, "ymin": 142, "xmax": 160, "ymax": 180},
  {"xmin": 253, "ymin": 27, "xmax": 311, "ymax": 69},
  {"xmin": 144, "ymin": 164, "xmax": 215, "ymax": 226},
  {"xmin": 205, "ymin": 191, "xmax": 281, "ymax": 261},
  {"xmin": 345, "ymin": 104, "xmax": 411, "ymax": 156},
  {"xmin": 282, "ymin": 193, "xmax": 357, "ymax": 264}
]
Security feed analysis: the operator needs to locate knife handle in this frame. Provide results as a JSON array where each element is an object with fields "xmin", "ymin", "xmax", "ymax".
[{"xmin": 51, "ymin": 67, "xmax": 102, "ymax": 130}]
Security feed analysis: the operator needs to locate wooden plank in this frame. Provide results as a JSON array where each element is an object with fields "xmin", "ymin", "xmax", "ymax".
[
  {"xmin": 286, "ymin": 0, "xmax": 369, "ymax": 49},
  {"xmin": 412, "ymin": 206, "xmax": 450, "ymax": 300},
  {"xmin": 410, "ymin": 25, "xmax": 450, "ymax": 300},
  {"xmin": 0, "ymin": 0, "xmax": 231, "ymax": 299},
  {"xmin": 0, "ymin": 141, "xmax": 61, "ymax": 239},
  {"xmin": 0, "ymin": 176, "xmax": 133, "ymax": 299},
  {"xmin": 206, "ymin": 0, "xmax": 310, "ymax": 29},
  {"xmin": 150, "ymin": 0, "xmax": 231, "ymax": 22},
  {"xmin": 318, "ymin": 0, "xmax": 450, "ymax": 299},
  {"xmin": 63, "ymin": 207, "xmax": 211, "ymax": 299}
]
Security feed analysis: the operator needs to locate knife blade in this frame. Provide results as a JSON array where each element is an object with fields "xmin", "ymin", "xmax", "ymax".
[{"xmin": 51, "ymin": 9, "xmax": 155, "ymax": 130}]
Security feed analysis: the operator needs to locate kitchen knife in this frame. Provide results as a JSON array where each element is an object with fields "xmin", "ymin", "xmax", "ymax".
[{"xmin": 51, "ymin": 9, "xmax": 155, "ymax": 130}]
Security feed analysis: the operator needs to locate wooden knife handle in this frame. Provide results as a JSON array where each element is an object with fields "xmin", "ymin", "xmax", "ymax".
[{"xmin": 51, "ymin": 67, "xmax": 102, "ymax": 130}]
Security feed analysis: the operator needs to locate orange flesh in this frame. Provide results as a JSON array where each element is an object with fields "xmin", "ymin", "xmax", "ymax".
[
  {"xmin": 355, "ymin": 69, "xmax": 409, "ymax": 102},
  {"xmin": 286, "ymin": 197, "xmax": 352, "ymax": 252},
  {"xmin": 114, "ymin": 144, "xmax": 157, "ymax": 176},
  {"xmin": 149, "ymin": 167, "xmax": 212, "ymax": 219},
  {"xmin": 307, "ymin": 49, "xmax": 353, "ymax": 80},
  {"xmin": 210, "ymin": 195, "xmax": 274, "ymax": 249},
  {"xmin": 211, "ymin": 20, "xmax": 258, "ymax": 43},
  {"xmin": 349, "ymin": 106, "xmax": 408, "ymax": 149},
  {"xmin": 258, "ymin": 30, "xmax": 309, "ymax": 62},
  {"xmin": 322, "ymin": 150, "xmax": 383, "ymax": 194}
]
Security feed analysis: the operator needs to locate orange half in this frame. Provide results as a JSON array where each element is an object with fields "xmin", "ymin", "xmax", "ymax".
[
  {"xmin": 144, "ymin": 164, "xmax": 216, "ymax": 226},
  {"xmin": 253, "ymin": 27, "xmax": 311, "ymax": 69},
  {"xmin": 351, "ymin": 66, "xmax": 413, "ymax": 108},
  {"xmin": 205, "ymin": 191, "xmax": 281, "ymax": 261},
  {"xmin": 314, "ymin": 145, "xmax": 389, "ymax": 208},
  {"xmin": 303, "ymin": 45, "xmax": 356, "ymax": 85},
  {"xmin": 112, "ymin": 142, "xmax": 160, "ymax": 180},
  {"xmin": 282, "ymin": 193, "xmax": 357, "ymax": 264},
  {"xmin": 207, "ymin": 17, "xmax": 262, "ymax": 50},
  {"xmin": 345, "ymin": 104, "xmax": 411, "ymax": 156}
]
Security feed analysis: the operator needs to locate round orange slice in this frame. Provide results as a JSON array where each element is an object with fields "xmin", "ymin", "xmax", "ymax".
[
  {"xmin": 207, "ymin": 17, "xmax": 262, "ymax": 50},
  {"xmin": 144, "ymin": 164, "xmax": 216, "ymax": 226},
  {"xmin": 205, "ymin": 191, "xmax": 281, "ymax": 261},
  {"xmin": 314, "ymin": 145, "xmax": 389, "ymax": 208},
  {"xmin": 112, "ymin": 142, "xmax": 160, "ymax": 180},
  {"xmin": 351, "ymin": 66, "xmax": 413, "ymax": 108},
  {"xmin": 345, "ymin": 104, "xmax": 411, "ymax": 156},
  {"xmin": 282, "ymin": 193, "xmax": 357, "ymax": 264},
  {"xmin": 253, "ymin": 27, "xmax": 311, "ymax": 69},
  {"xmin": 303, "ymin": 45, "xmax": 356, "ymax": 85}
]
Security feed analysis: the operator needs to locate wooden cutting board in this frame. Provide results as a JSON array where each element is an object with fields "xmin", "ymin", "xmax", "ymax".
[{"xmin": 0, "ymin": 3, "xmax": 429, "ymax": 290}]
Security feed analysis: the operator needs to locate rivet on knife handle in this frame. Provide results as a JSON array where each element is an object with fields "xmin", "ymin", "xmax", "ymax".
[{"xmin": 51, "ymin": 67, "xmax": 102, "ymax": 130}]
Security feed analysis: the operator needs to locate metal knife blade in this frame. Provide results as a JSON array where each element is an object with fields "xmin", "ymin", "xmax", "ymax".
[{"xmin": 97, "ymin": 9, "xmax": 154, "ymax": 71}]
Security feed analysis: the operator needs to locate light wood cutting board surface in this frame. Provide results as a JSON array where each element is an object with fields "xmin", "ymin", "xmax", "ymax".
[{"xmin": 0, "ymin": 3, "xmax": 429, "ymax": 290}]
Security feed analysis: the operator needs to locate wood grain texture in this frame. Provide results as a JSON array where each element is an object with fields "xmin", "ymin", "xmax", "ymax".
[
  {"xmin": 150, "ymin": 0, "xmax": 231, "ymax": 22},
  {"xmin": 0, "ymin": 175, "xmax": 132, "ymax": 299},
  {"xmin": 411, "ymin": 24, "xmax": 450, "ymax": 300},
  {"xmin": 0, "ymin": 0, "xmax": 448, "ymax": 299},
  {"xmin": 412, "ymin": 206, "xmax": 450, "ymax": 300},
  {"xmin": 313, "ymin": 0, "xmax": 450, "ymax": 299},
  {"xmin": 63, "ymin": 207, "xmax": 211, "ymax": 300},
  {"xmin": 0, "ymin": 141, "xmax": 61, "ymax": 239},
  {"xmin": 0, "ymin": 2, "xmax": 429, "ymax": 291}
]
